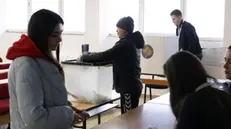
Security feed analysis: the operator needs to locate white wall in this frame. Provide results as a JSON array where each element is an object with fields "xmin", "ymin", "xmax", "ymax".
[
  {"xmin": 223, "ymin": 0, "xmax": 231, "ymax": 47},
  {"xmin": 0, "ymin": 32, "xmax": 84, "ymax": 61},
  {"xmin": 0, "ymin": 32, "xmax": 118, "ymax": 61},
  {"xmin": 60, "ymin": 34, "xmax": 84, "ymax": 60},
  {"xmin": 0, "ymin": 0, "xmax": 6, "ymax": 40},
  {"xmin": 0, "ymin": 33, "xmax": 22, "ymax": 60}
]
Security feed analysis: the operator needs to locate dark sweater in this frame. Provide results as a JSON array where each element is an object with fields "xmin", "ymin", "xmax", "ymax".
[
  {"xmin": 176, "ymin": 87, "xmax": 231, "ymax": 129},
  {"xmin": 81, "ymin": 32, "xmax": 145, "ymax": 93}
]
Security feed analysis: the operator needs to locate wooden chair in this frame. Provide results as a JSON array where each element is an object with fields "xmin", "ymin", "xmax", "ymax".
[
  {"xmin": 70, "ymin": 94, "xmax": 120, "ymax": 129},
  {"xmin": 72, "ymin": 103, "xmax": 118, "ymax": 129},
  {"xmin": 0, "ymin": 68, "xmax": 10, "ymax": 128},
  {"xmin": 141, "ymin": 73, "xmax": 168, "ymax": 103},
  {"xmin": 0, "ymin": 71, "xmax": 8, "ymax": 80},
  {"xmin": 0, "ymin": 63, "xmax": 10, "ymax": 70},
  {"xmin": 0, "ymin": 80, "xmax": 10, "ymax": 127}
]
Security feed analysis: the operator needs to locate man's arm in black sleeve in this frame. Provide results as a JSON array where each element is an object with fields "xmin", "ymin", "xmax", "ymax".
[
  {"xmin": 81, "ymin": 42, "xmax": 126, "ymax": 63},
  {"xmin": 183, "ymin": 25, "xmax": 199, "ymax": 51}
]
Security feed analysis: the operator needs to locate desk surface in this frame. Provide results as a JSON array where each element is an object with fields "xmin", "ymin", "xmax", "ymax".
[
  {"xmin": 148, "ymin": 93, "xmax": 170, "ymax": 105},
  {"xmin": 91, "ymin": 103, "xmax": 175, "ymax": 129}
]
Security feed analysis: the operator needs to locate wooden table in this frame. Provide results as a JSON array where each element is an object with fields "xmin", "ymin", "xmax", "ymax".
[
  {"xmin": 69, "ymin": 90, "xmax": 120, "ymax": 110},
  {"xmin": 147, "ymin": 93, "xmax": 170, "ymax": 105},
  {"xmin": 91, "ymin": 103, "xmax": 175, "ymax": 129},
  {"xmin": 70, "ymin": 91, "xmax": 120, "ymax": 129},
  {"xmin": 141, "ymin": 79, "xmax": 168, "ymax": 87}
]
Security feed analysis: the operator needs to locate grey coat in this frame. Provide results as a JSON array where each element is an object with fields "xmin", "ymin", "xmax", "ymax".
[{"xmin": 8, "ymin": 57, "xmax": 74, "ymax": 129}]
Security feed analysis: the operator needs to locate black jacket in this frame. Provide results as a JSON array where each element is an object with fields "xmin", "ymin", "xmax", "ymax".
[
  {"xmin": 176, "ymin": 87, "xmax": 231, "ymax": 129},
  {"xmin": 177, "ymin": 21, "xmax": 202, "ymax": 54},
  {"xmin": 81, "ymin": 31, "xmax": 145, "ymax": 93}
]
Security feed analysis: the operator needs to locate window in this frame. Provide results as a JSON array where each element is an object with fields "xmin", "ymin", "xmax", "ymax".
[
  {"xmin": 31, "ymin": 0, "xmax": 59, "ymax": 14},
  {"xmin": 144, "ymin": 0, "xmax": 181, "ymax": 34},
  {"xmin": 5, "ymin": 0, "xmax": 85, "ymax": 33},
  {"xmin": 6, "ymin": 0, "xmax": 28, "ymax": 30},
  {"xmin": 103, "ymin": 0, "xmax": 139, "ymax": 34},
  {"xmin": 186, "ymin": 0, "xmax": 225, "ymax": 38},
  {"xmin": 63, "ymin": 0, "xmax": 85, "ymax": 32}
]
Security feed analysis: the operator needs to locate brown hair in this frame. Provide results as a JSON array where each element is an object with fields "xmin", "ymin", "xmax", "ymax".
[
  {"xmin": 170, "ymin": 9, "xmax": 182, "ymax": 17},
  {"xmin": 163, "ymin": 51, "xmax": 214, "ymax": 117},
  {"xmin": 228, "ymin": 45, "xmax": 231, "ymax": 49}
]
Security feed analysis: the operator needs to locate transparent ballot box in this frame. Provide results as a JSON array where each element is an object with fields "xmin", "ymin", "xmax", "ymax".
[{"xmin": 62, "ymin": 60, "xmax": 113, "ymax": 104}]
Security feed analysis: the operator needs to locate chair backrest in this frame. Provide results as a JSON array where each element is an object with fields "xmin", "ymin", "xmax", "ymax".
[
  {"xmin": 141, "ymin": 73, "xmax": 166, "ymax": 79},
  {"xmin": 0, "ymin": 63, "xmax": 10, "ymax": 70},
  {"xmin": 0, "ymin": 83, "xmax": 9, "ymax": 99},
  {"xmin": 0, "ymin": 72, "xmax": 7, "ymax": 80}
]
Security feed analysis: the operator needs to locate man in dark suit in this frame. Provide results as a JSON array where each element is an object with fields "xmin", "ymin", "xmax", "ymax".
[{"xmin": 170, "ymin": 9, "xmax": 203, "ymax": 60}]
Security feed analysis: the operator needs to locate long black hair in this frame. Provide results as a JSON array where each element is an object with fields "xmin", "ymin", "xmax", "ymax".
[
  {"xmin": 163, "ymin": 51, "xmax": 214, "ymax": 118},
  {"xmin": 27, "ymin": 9, "xmax": 64, "ymax": 75}
]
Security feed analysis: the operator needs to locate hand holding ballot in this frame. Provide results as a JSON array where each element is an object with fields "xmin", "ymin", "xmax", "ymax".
[
  {"xmin": 76, "ymin": 55, "xmax": 82, "ymax": 62},
  {"xmin": 71, "ymin": 105, "xmax": 90, "ymax": 119},
  {"xmin": 71, "ymin": 105, "xmax": 90, "ymax": 125}
]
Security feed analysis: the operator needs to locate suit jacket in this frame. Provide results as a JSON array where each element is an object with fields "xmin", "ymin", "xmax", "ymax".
[{"xmin": 176, "ymin": 21, "xmax": 202, "ymax": 54}]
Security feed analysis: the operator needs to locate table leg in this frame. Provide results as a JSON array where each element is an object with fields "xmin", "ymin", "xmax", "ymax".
[
  {"xmin": 144, "ymin": 86, "xmax": 147, "ymax": 103},
  {"xmin": 98, "ymin": 114, "xmax": 101, "ymax": 124}
]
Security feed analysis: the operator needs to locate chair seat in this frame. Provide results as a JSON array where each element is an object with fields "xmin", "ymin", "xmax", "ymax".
[
  {"xmin": 0, "ymin": 83, "xmax": 9, "ymax": 99},
  {"xmin": 0, "ymin": 99, "xmax": 9, "ymax": 115},
  {"xmin": 145, "ymin": 84, "xmax": 168, "ymax": 89}
]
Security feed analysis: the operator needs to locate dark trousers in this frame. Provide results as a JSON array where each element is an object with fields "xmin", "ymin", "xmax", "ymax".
[{"xmin": 120, "ymin": 90, "xmax": 142, "ymax": 114}]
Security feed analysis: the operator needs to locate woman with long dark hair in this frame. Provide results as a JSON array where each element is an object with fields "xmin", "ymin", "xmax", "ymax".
[
  {"xmin": 163, "ymin": 51, "xmax": 231, "ymax": 129},
  {"xmin": 6, "ymin": 9, "xmax": 89, "ymax": 129}
]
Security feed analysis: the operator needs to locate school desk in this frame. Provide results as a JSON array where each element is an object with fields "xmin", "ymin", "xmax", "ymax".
[{"xmin": 91, "ymin": 103, "xmax": 175, "ymax": 129}]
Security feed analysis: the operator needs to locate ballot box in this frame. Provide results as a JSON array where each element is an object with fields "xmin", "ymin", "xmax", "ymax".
[{"xmin": 62, "ymin": 60, "xmax": 113, "ymax": 104}]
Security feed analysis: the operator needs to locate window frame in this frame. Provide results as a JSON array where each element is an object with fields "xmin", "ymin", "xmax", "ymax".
[
  {"xmin": 6, "ymin": 0, "xmax": 85, "ymax": 35},
  {"xmin": 184, "ymin": 0, "xmax": 225, "ymax": 39},
  {"xmin": 140, "ymin": 0, "xmax": 223, "ymax": 40},
  {"xmin": 5, "ymin": 0, "xmax": 225, "ymax": 40}
]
